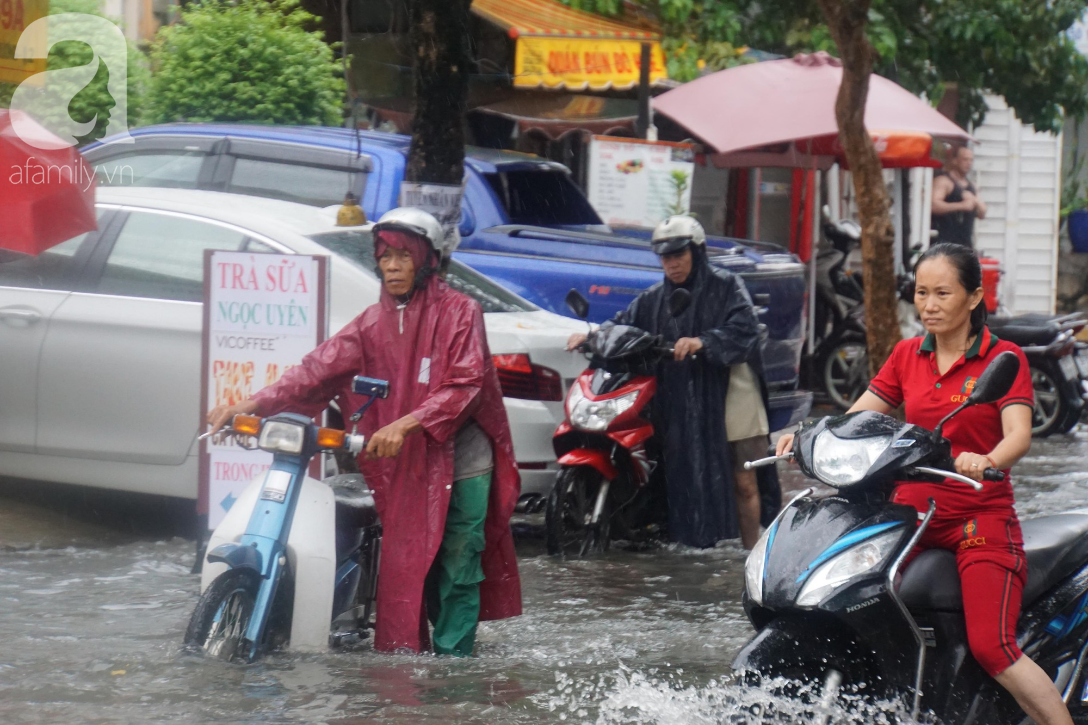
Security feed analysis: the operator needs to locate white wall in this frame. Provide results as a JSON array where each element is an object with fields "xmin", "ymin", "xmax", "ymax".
[{"xmin": 972, "ymin": 95, "xmax": 1062, "ymax": 314}]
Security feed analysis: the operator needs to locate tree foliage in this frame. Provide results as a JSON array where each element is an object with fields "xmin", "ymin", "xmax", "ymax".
[
  {"xmin": 0, "ymin": 0, "xmax": 150, "ymax": 146},
  {"xmin": 563, "ymin": 0, "xmax": 1088, "ymax": 132},
  {"xmin": 145, "ymin": 0, "xmax": 345, "ymax": 126}
]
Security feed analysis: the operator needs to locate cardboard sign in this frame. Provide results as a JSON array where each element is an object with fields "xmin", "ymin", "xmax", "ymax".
[
  {"xmin": 587, "ymin": 135, "xmax": 696, "ymax": 228},
  {"xmin": 198, "ymin": 251, "xmax": 328, "ymax": 530}
]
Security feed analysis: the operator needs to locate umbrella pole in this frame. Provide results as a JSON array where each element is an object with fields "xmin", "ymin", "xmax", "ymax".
[{"xmin": 807, "ymin": 170, "xmax": 821, "ymax": 354}]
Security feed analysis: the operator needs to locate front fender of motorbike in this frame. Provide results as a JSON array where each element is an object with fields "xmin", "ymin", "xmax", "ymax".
[
  {"xmin": 206, "ymin": 542, "xmax": 263, "ymax": 573},
  {"xmin": 557, "ymin": 449, "xmax": 618, "ymax": 480}
]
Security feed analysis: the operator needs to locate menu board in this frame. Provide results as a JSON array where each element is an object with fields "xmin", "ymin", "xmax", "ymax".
[
  {"xmin": 198, "ymin": 251, "xmax": 328, "ymax": 530},
  {"xmin": 587, "ymin": 136, "xmax": 696, "ymax": 228}
]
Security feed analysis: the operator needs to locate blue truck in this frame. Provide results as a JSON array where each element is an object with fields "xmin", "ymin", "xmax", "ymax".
[{"xmin": 83, "ymin": 124, "xmax": 811, "ymax": 429}]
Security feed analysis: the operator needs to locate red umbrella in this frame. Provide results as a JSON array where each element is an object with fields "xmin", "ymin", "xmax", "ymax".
[
  {"xmin": 1, "ymin": 109, "xmax": 97, "ymax": 255},
  {"xmin": 653, "ymin": 52, "xmax": 971, "ymax": 168}
]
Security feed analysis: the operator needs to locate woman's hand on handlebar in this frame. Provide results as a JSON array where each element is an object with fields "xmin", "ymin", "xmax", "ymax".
[
  {"xmin": 956, "ymin": 451, "xmax": 997, "ymax": 482},
  {"xmin": 566, "ymin": 332, "xmax": 588, "ymax": 352},
  {"xmin": 674, "ymin": 337, "xmax": 704, "ymax": 361},
  {"xmin": 776, "ymin": 433, "xmax": 795, "ymax": 458},
  {"xmin": 206, "ymin": 399, "xmax": 260, "ymax": 435}
]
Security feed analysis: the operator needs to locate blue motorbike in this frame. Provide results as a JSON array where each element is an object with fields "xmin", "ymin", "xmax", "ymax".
[{"xmin": 184, "ymin": 376, "xmax": 388, "ymax": 663}]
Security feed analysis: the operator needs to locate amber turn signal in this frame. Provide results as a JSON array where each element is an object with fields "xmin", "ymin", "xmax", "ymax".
[
  {"xmin": 232, "ymin": 414, "xmax": 261, "ymax": 436},
  {"xmin": 316, "ymin": 427, "xmax": 347, "ymax": 449}
]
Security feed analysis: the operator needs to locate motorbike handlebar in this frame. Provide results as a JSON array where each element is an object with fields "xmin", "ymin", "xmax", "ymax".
[
  {"xmin": 744, "ymin": 453, "xmax": 793, "ymax": 470},
  {"xmin": 983, "ymin": 467, "xmax": 1005, "ymax": 482}
]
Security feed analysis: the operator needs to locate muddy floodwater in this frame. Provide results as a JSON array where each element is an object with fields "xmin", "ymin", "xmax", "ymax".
[{"xmin": 2, "ymin": 427, "xmax": 1087, "ymax": 724}]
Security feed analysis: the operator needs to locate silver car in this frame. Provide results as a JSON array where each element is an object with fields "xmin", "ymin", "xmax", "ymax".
[{"xmin": 0, "ymin": 188, "xmax": 588, "ymax": 504}]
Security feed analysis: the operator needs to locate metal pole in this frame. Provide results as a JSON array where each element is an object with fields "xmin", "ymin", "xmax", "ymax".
[
  {"xmin": 808, "ymin": 170, "xmax": 820, "ymax": 354},
  {"xmin": 636, "ymin": 43, "xmax": 651, "ymax": 139}
]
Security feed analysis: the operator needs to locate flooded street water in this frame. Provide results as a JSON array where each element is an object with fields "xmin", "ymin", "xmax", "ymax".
[{"xmin": 2, "ymin": 426, "xmax": 1088, "ymax": 724}]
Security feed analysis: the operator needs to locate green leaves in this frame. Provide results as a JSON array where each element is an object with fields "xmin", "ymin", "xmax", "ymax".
[
  {"xmin": 145, "ymin": 0, "xmax": 345, "ymax": 127},
  {"xmin": 566, "ymin": 0, "xmax": 1088, "ymax": 134},
  {"xmin": 0, "ymin": 0, "xmax": 149, "ymax": 146}
]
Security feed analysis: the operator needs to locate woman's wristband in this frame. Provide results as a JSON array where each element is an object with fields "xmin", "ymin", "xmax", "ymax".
[{"xmin": 983, "ymin": 454, "xmax": 999, "ymax": 470}]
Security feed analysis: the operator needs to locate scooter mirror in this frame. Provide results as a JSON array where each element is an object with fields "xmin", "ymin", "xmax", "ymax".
[
  {"xmin": 565, "ymin": 289, "xmax": 590, "ymax": 320},
  {"xmin": 668, "ymin": 288, "xmax": 692, "ymax": 317},
  {"xmin": 352, "ymin": 376, "xmax": 390, "ymax": 399},
  {"xmin": 967, "ymin": 350, "xmax": 1021, "ymax": 406}
]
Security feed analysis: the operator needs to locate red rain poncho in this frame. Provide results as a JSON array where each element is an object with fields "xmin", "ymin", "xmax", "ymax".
[{"xmin": 250, "ymin": 272, "xmax": 522, "ymax": 652}]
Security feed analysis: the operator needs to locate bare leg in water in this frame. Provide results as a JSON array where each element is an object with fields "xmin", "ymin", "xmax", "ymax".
[{"xmin": 733, "ymin": 468, "xmax": 761, "ymax": 549}]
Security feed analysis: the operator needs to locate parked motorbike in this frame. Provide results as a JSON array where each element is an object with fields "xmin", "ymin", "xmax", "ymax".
[
  {"xmin": 989, "ymin": 311, "xmax": 1087, "ymax": 436},
  {"xmin": 545, "ymin": 289, "xmax": 691, "ymax": 556},
  {"xmin": 739, "ymin": 351, "xmax": 1088, "ymax": 723},
  {"xmin": 184, "ymin": 376, "xmax": 388, "ymax": 663}
]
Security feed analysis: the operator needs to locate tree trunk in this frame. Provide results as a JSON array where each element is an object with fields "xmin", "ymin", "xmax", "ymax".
[
  {"xmin": 405, "ymin": 0, "xmax": 471, "ymax": 185},
  {"xmin": 815, "ymin": 0, "xmax": 901, "ymax": 376}
]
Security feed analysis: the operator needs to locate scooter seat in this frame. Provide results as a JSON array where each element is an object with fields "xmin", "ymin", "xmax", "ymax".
[
  {"xmin": 987, "ymin": 316, "xmax": 1060, "ymax": 347},
  {"xmin": 327, "ymin": 473, "xmax": 380, "ymax": 529},
  {"xmin": 898, "ymin": 514, "xmax": 1088, "ymax": 611}
]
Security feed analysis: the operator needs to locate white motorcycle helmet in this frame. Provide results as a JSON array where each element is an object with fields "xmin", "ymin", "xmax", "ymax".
[
  {"xmin": 651, "ymin": 215, "xmax": 707, "ymax": 255},
  {"xmin": 372, "ymin": 207, "xmax": 456, "ymax": 266}
]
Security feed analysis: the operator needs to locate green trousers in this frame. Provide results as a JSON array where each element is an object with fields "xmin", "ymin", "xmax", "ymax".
[{"xmin": 426, "ymin": 473, "xmax": 491, "ymax": 657}]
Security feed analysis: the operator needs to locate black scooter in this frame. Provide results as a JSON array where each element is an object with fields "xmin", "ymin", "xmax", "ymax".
[
  {"xmin": 739, "ymin": 351, "xmax": 1088, "ymax": 723},
  {"xmin": 988, "ymin": 312, "xmax": 1087, "ymax": 437}
]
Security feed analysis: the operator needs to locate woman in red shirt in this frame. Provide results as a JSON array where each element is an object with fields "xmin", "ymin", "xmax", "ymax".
[{"xmin": 778, "ymin": 243, "xmax": 1070, "ymax": 724}]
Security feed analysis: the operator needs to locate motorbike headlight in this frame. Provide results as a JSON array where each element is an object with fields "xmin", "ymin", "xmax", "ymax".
[
  {"xmin": 795, "ymin": 528, "xmax": 903, "ymax": 607},
  {"xmin": 258, "ymin": 420, "xmax": 306, "ymax": 455},
  {"xmin": 567, "ymin": 383, "xmax": 639, "ymax": 432},
  {"xmin": 811, "ymin": 431, "xmax": 895, "ymax": 486},
  {"xmin": 745, "ymin": 523, "xmax": 774, "ymax": 606}
]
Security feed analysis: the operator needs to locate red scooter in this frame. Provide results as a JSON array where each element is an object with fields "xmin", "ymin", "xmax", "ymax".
[{"xmin": 545, "ymin": 290, "xmax": 690, "ymax": 556}]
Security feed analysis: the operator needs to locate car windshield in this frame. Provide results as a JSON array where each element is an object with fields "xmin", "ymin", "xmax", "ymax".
[
  {"xmin": 307, "ymin": 230, "xmax": 537, "ymax": 313},
  {"xmin": 484, "ymin": 170, "xmax": 602, "ymax": 226}
]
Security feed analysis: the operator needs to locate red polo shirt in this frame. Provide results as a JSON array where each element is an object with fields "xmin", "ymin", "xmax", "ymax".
[{"xmin": 867, "ymin": 327, "xmax": 1034, "ymax": 515}]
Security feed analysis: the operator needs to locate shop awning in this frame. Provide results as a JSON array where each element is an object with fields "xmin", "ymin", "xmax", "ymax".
[
  {"xmin": 472, "ymin": 94, "xmax": 639, "ymax": 138},
  {"xmin": 471, "ymin": 0, "xmax": 668, "ymax": 91}
]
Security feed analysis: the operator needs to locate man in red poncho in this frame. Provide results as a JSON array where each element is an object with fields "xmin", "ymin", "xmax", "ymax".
[{"xmin": 207, "ymin": 207, "xmax": 522, "ymax": 655}]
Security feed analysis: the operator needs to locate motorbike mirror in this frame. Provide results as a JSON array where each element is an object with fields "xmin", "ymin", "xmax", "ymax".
[
  {"xmin": 352, "ymin": 376, "xmax": 389, "ymax": 399},
  {"xmin": 565, "ymin": 289, "xmax": 590, "ymax": 320},
  {"xmin": 933, "ymin": 350, "xmax": 1020, "ymax": 437},
  {"xmin": 967, "ymin": 350, "xmax": 1021, "ymax": 405},
  {"xmin": 668, "ymin": 288, "xmax": 692, "ymax": 317}
]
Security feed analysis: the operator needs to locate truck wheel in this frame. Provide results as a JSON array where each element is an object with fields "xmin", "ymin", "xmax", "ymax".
[
  {"xmin": 545, "ymin": 467, "xmax": 609, "ymax": 557},
  {"xmin": 1031, "ymin": 364, "xmax": 1066, "ymax": 437},
  {"xmin": 185, "ymin": 569, "xmax": 261, "ymax": 663},
  {"xmin": 822, "ymin": 336, "xmax": 869, "ymax": 410}
]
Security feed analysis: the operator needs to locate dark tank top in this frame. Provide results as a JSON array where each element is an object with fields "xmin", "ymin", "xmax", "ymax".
[{"xmin": 931, "ymin": 171, "xmax": 976, "ymax": 247}]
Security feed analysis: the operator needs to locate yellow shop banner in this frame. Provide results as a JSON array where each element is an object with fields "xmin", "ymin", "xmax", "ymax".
[
  {"xmin": 0, "ymin": 0, "xmax": 48, "ymax": 86},
  {"xmin": 514, "ymin": 36, "xmax": 667, "ymax": 91}
]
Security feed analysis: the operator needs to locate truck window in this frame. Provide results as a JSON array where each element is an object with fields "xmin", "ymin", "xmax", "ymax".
[
  {"xmin": 307, "ymin": 230, "xmax": 538, "ymax": 313},
  {"xmin": 484, "ymin": 171, "xmax": 601, "ymax": 226}
]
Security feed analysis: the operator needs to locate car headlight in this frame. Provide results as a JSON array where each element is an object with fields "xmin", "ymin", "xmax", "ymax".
[
  {"xmin": 795, "ymin": 528, "xmax": 903, "ymax": 607},
  {"xmin": 811, "ymin": 431, "xmax": 895, "ymax": 486},
  {"xmin": 258, "ymin": 420, "xmax": 306, "ymax": 455},
  {"xmin": 566, "ymin": 383, "xmax": 639, "ymax": 432},
  {"xmin": 745, "ymin": 523, "xmax": 773, "ymax": 606}
]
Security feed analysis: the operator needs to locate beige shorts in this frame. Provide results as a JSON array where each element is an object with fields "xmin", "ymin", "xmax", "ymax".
[{"xmin": 726, "ymin": 363, "xmax": 770, "ymax": 442}]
